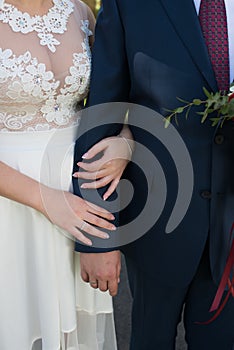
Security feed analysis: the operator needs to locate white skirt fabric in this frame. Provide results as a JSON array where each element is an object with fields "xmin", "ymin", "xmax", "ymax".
[{"xmin": 0, "ymin": 126, "xmax": 117, "ymax": 350}]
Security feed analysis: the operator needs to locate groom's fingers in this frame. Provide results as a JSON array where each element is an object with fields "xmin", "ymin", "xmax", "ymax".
[
  {"xmin": 97, "ymin": 280, "xmax": 108, "ymax": 292},
  {"xmin": 88, "ymin": 278, "xmax": 98, "ymax": 289},
  {"xmin": 108, "ymin": 279, "xmax": 119, "ymax": 296},
  {"xmin": 81, "ymin": 270, "xmax": 89, "ymax": 283}
]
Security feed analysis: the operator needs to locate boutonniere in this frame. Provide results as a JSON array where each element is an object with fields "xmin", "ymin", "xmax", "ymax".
[{"xmin": 165, "ymin": 83, "xmax": 234, "ymax": 128}]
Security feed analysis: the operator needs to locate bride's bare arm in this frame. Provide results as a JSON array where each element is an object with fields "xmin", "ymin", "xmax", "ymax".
[{"xmin": 0, "ymin": 161, "xmax": 116, "ymax": 245}]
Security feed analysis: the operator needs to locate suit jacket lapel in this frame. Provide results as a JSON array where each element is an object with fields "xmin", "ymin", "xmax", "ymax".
[{"xmin": 159, "ymin": 0, "xmax": 218, "ymax": 91}]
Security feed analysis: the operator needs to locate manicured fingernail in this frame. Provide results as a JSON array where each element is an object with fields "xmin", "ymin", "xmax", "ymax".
[
  {"xmin": 103, "ymin": 195, "xmax": 108, "ymax": 201},
  {"xmin": 82, "ymin": 153, "xmax": 88, "ymax": 159},
  {"xmin": 111, "ymin": 215, "xmax": 115, "ymax": 220},
  {"xmin": 103, "ymin": 233, "xmax": 110, "ymax": 239},
  {"xmin": 81, "ymin": 184, "xmax": 86, "ymax": 188},
  {"xmin": 72, "ymin": 173, "xmax": 78, "ymax": 178},
  {"xmin": 111, "ymin": 225, "xmax": 116, "ymax": 231}
]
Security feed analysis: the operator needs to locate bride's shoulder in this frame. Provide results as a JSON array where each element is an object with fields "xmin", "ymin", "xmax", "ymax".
[
  {"xmin": 73, "ymin": 0, "xmax": 94, "ymax": 18},
  {"xmin": 73, "ymin": 0, "xmax": 95, "ymax": 28}
]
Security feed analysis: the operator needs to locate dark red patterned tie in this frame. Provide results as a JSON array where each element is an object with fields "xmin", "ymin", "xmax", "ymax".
[{"xmin": 199, "ymin": 0, "xmax": 230, "ymax": 92}]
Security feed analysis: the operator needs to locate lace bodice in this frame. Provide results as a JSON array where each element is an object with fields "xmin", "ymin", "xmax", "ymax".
[{"xmin": 0, "ymin": 0, "xmax": 93, "ymax": 132}]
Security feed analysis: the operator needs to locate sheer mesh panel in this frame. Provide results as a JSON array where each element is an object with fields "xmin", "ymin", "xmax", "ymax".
[{"xmin": 0, "ymin": 0, "xmax": 94, "ymax": 131}]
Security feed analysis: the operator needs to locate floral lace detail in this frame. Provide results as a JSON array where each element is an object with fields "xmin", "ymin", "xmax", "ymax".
[
  {"xmin": 0, "ymin": 0, "xmax": 74, "ymax": 52},
  {"xmin": 0, "ymin": 20, "xmax": 92, "ymax": 132}
]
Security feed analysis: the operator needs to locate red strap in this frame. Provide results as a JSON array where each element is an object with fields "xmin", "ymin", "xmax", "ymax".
[
  {"xmin": 209, "ymin": 238, "xmax": 234, "ymax": 312},
  {"xmin": 196, "ymin": 223, "xmax": 234, "ymax": 325}
]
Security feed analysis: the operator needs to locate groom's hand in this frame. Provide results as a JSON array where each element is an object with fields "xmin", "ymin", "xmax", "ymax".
[{"xmin": 80, "ymin": 251, "xmax": 121, "ymax": 296}]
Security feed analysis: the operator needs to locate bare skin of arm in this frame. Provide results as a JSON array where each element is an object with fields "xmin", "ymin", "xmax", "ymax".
[{"xmin": 0, "ymin": 161, "xmax": 116, "ymax": 246}]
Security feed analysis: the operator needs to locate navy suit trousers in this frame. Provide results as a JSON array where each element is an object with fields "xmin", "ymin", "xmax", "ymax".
[{"xmin": 125, "ymin": 239, "xmax": 234, "ymax": 350}]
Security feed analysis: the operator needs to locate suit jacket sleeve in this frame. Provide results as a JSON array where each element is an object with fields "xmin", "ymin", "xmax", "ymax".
[{"xmin": 73, "ymin": 0, "xmax": 130, "ymax": 252}]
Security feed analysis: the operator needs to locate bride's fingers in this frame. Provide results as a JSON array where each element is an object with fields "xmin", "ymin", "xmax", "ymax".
[
  {"xmin": 84, "ymin": 212, "xmax": 116, "ymax": 231},
  {"xmin": 77, "ymin": 159, "xmax": 109, "ymax": 172},
  {"xmin": 77, "ymin": 157, "xmax": 126, "ymax": 176},
  {"xmin": 69, "ymin": 227, "xmax": 92, "ymax": 246},
  {"xmin": 80, "ymin": 221, "xmax": 112, "ymax": 239},
  {"xmin": 81, "ymin": 175, "xmax": 113, "ymax": 189},
  {"xmin": 103, "ymin": 178, "xmax": 120, "ymax": 201},
  {"xmin": 73, "ymin": 168, "xmax": 108, "ymax": 180},
  {"xmin": 71, "ymin": 225, "xmax": 109, "ymax": 244},
  {"xmin": 82, "ymin": 140, "xmax": 107, "ymax": 160},
  {"xmin": 85, "ymin": 202, "xmax": 115, "ymax": 220}
]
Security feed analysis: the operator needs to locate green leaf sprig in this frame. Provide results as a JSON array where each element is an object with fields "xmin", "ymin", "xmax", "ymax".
[{"xmin": 165, "ymin": 84, "xmax": 234, "ymax": 128}]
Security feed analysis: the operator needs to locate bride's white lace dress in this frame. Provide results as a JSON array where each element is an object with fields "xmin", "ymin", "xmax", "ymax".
[{"xmin": 0, "ymin": 1, "xmax": 117, "ymax": 349}]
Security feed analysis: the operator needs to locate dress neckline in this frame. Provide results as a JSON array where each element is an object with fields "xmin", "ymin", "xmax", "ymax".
[
  {"xmin": 0, "ymin": 0, "xmax": 56, "ymax": 17},
  {"xmin": 0, "ymin": 0, "xmax": 74, "ymax": 52}
]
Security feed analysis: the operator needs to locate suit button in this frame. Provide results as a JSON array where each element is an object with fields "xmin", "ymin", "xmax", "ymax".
[
  {"xmin": 214, "ymin": 134, "xmax": 224, "ymax": 145},
  {"xmin": 200, "ymin": 190, "xmax": 212, "ymax": 199}
]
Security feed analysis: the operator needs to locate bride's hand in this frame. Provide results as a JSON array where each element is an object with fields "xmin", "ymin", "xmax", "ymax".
[
  {"xmin": 73, "ymin": 132, "xmax": 134, "ymax": 201},
  {"xmin": 40, "ymin": 185, "xmax": 116, "ymax": 246}
]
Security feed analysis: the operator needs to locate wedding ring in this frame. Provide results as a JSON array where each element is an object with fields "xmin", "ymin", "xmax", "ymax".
[
  {"xmin": 90, "ymin": 281, "xmax": 98, "ymax": 286},
  {"xmin": 80, "ymin": 221, "xmax": 86, "ymax": 231}
]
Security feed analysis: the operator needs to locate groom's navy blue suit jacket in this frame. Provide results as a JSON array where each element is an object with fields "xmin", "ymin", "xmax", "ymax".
[{"xmin": 73, "ymin": 0, "xmax": 234, "ymax": 286}]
